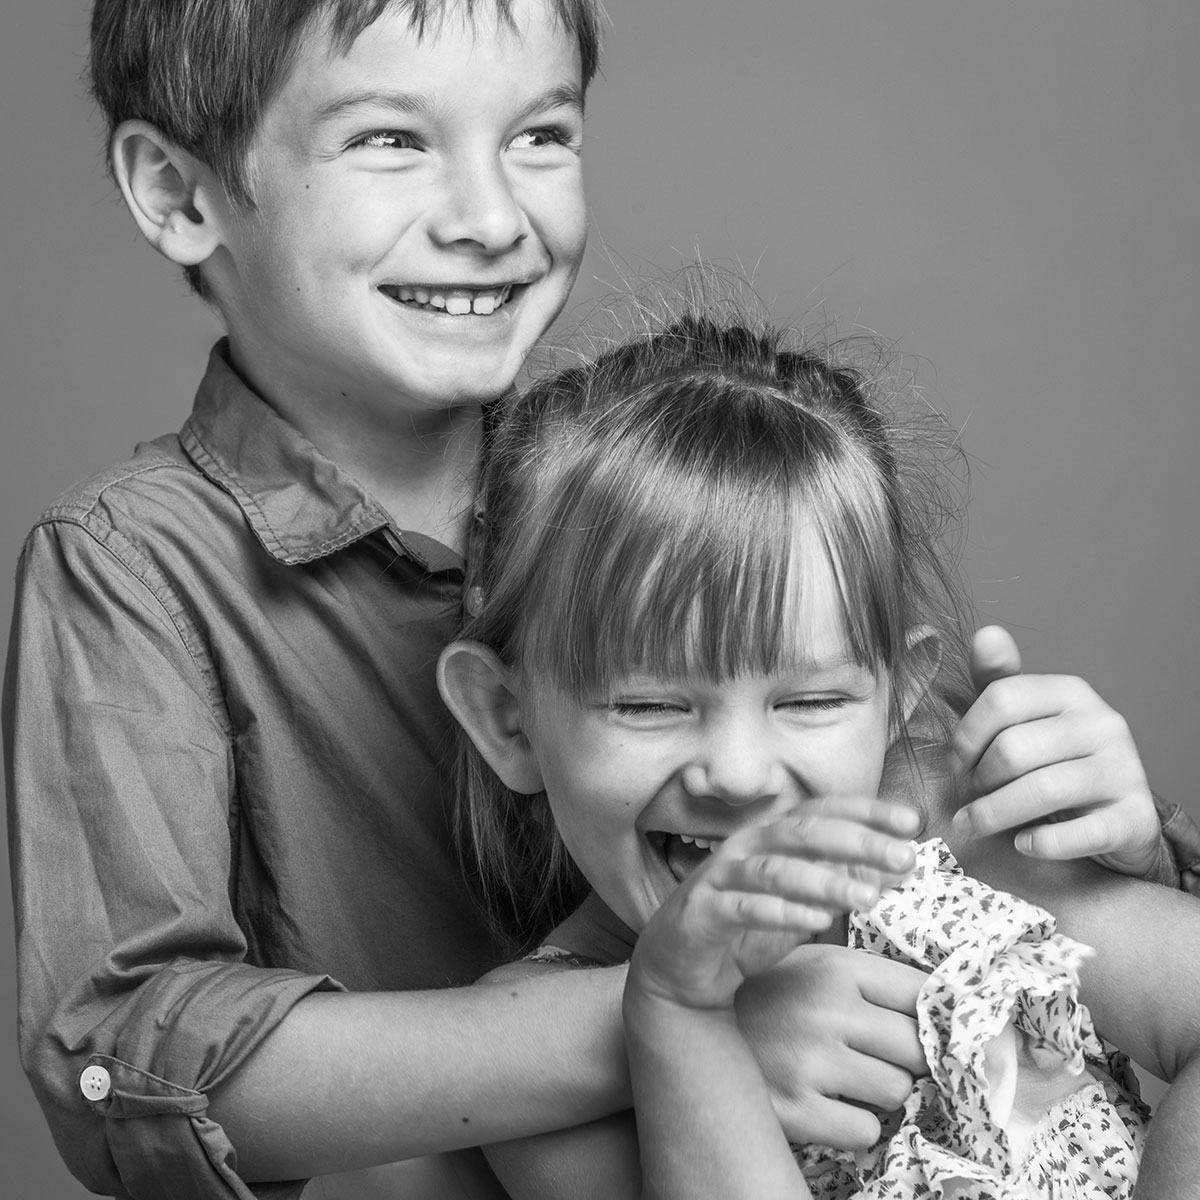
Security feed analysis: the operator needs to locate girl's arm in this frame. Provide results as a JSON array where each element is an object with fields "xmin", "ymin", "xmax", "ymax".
[
  {"xmin": 625, "ymin": 796, "xmax": 918, "ymax": 1200},
  {"xmin": 481, "ymin": 946, "xmax": 928, "ymax": 1200},
  {"xmin": 953, "ymin": 828, "xmax": 1200, "ymax": 1197}
]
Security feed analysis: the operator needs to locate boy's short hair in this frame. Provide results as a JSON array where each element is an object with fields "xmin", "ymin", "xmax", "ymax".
[{"xmin": 89, "ymin": 0, "xmax": 604, "ymax": 295}]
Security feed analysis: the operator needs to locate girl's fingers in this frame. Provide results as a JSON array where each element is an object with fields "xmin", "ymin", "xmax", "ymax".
[
  {"xmin": 707, "ymin": 858, "xmax": 883, "ymax": 927},
  {"xmin": 741, "ymin": 805, "xmax": 919, "ymax": 872},
  {"xmin": 701, "ymin": 889, "xmax": 839, "ymax": 938},
  {"xmin": 799, "ymin": 795, "xmax": 922, "ymax": 838}
]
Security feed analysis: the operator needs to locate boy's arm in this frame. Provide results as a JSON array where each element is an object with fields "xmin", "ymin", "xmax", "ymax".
[
  {"xmin": 6, "ymin": 520, "xmax": 635, "ymax": 1196},
  {"xmin": 5, "ymin": 519, "xmax": 340, "ymax": 1199}
]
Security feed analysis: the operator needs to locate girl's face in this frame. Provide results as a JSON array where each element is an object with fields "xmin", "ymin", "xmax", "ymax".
[{"xmin": 516, "ymin": 548, "xmax": 896, "ymax": 933}]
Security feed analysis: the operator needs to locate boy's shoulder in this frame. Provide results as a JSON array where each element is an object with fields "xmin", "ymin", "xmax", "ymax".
[
  {"xmin": 39, "ymin": 433, "xmax": 195, "ymax": 525},
  {"xmin": 31, "ymin": 431, "xmax": 224, "ymax": 559}
]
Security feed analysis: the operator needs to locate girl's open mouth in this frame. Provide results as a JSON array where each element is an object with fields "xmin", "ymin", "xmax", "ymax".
[
  {"xmin": 378, "ymin": 283, "xmax": 517, "ymax": 316},
  {"xmin": 650, "ymin": 832, "xmax": 723, "ymax": 882}
]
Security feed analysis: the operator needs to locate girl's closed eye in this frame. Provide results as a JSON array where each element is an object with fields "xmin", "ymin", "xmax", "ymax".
[
  {"xmin": 607, "ymin": 698, "xmax": 687, "ymax": 719},
  {"xmin": 777, "ymin": 695, "xmax": 850, "ymax": 713}
]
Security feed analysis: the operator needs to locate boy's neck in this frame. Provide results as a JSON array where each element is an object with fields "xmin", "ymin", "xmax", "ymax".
[{"xmin": 230, "ymin": 345, "xmax": 485, "ymax": 553}]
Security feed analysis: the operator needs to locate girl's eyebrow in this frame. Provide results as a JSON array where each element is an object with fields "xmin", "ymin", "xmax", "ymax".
[{"xmin": 313, "ymin": 82, "xmax": 585, "ymax": 127}]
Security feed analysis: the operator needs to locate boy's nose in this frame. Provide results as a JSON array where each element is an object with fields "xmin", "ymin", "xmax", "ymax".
[{"xmin": 431, "ymin": 157, "xmax": 529, "ymax": 254}]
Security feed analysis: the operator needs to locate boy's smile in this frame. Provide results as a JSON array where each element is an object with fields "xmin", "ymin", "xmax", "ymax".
[{"xmin": 206, "ymin": 0, "xmax": 586, "ymax": 432}]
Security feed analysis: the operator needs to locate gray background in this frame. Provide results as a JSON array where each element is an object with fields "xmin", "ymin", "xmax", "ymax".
[{"xmin": 2, "ymin": 1, "xmax": 1196, "ymax": 1193}]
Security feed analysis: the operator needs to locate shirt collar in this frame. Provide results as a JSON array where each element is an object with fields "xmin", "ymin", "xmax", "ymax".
[{"xmin": 180, "ymin": 341, "xmax": 394, "ymax": 566}]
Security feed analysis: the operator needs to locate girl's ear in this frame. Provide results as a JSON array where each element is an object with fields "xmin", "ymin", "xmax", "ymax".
[
  {"xmin": 437, "ymin": 641, "xmax": 545, "ymax": 795},
  {"xmin": 110, "ymin": 120, "xmax": 228, "ymax": 269},
  {"xmin": 899, "ymin": 625, "xmax": 943, "ymax": 724}
]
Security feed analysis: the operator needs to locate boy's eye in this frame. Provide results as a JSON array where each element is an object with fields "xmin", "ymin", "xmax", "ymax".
[
  {"xmin": 508, "ymin": 126, "xmax": 576, "ymax": 151},
  {"xmin": 351, "ymin": 130, "xmax": 420, "ymax": 151}
]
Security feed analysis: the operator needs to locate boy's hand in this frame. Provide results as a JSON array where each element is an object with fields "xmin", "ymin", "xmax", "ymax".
[
  {"xmin": 736, "ymin": 944, "xmax": 929, "ymax": 1150},
  {"xmin": 950, "ymin": 626, "xmax": 1161, "ymax": 877},
  {"xmin": 629, "ymin": 798, "xmax": 919, "ymax": 1013}
]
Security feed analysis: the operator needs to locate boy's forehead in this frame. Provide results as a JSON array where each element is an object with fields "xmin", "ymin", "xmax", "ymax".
[
  {"xmin": 273, "ymin": 0, "xmax": 583, "ymax": 117},
  {"xmin": 307, "ymin": 0, "xmax": 565, "ymax": 60}
]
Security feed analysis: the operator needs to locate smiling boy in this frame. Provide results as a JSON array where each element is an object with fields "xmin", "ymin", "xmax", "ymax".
[{"xmin": 5, "ymin": 3, "xmax": 618, "ymax": 1197}]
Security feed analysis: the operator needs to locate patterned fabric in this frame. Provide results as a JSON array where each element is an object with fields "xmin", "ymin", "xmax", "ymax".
[{"xmin": 796, "ymin": 840, "xmax": 1150, "ymax": 1199}]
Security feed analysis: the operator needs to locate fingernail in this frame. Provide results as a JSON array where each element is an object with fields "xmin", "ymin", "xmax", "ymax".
[
  {"xmin": 849, "ymin": 883, "xmax": 878, "ymax": 907},
  {"xmin": 952, "ymin": 807, "xmax": 972, "ymax": 835},
  {"xmin": 1015, "ymin": 831, "xmax": 1033, "ymax": 854},
  {"xmin": 886, "ymin": 841, "xmax": 915, "ymax": 869}
]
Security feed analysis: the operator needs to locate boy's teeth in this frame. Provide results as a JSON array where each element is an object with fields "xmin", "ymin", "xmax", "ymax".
[{"xmin": 385, "ymin": 284, "xmax": 512, "ymax": 314}]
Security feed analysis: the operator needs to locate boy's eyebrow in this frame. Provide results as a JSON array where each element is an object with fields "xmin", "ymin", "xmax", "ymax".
[{"xmin": 313, "ymin": 83, "xmax": 585, "ymax": 127}]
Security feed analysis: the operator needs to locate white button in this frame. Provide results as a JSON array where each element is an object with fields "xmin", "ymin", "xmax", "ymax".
[{"xmin": 80, "ymin": 1065, "xmax": 111, "ymax": 1101}]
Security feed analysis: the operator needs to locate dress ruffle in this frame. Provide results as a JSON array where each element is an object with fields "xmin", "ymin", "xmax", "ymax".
[{"xmin": 795, "ymin": 840, "xmax": 1149, "ymax": 1199}]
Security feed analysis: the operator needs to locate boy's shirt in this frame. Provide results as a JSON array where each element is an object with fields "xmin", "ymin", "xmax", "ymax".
[{"xmin": 4, "ymin": 342, "xmax": 507, "ymax": 1200}]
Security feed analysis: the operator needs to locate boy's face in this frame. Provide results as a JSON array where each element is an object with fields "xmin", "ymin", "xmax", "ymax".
[{"xmin": 210, "ymin": 0, "xmax": 587, "ymax": 419}]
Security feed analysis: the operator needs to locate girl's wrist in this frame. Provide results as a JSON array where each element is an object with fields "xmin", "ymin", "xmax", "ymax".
[{"xmin": 623, "ymin": 953, "xmax": 740, "ymax": 1042}]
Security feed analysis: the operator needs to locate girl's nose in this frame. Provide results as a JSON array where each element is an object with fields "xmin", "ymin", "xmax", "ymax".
[
  {"xmin": 430, "ymin": 156, "xmax": 529, "ymax": 254},
  {"xmin": 680, "ymin": 726, "xmax": 787, "ymax": 807}
]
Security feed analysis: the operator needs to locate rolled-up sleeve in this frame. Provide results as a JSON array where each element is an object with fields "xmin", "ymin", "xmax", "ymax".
[{"xmin": 4, "ymin": 516, "xmax": 339, "ymax": 1199}]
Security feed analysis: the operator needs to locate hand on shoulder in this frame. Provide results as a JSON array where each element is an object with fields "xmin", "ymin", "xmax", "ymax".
[{"xmin": 948, "ymin": 626, "xmax": 1162, "ymax": 878}]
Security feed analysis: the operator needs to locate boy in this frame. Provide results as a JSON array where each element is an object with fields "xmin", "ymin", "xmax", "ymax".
[{"xmin": 4, "ymin": 2, "xmax": 1190, "ymax": 1199}]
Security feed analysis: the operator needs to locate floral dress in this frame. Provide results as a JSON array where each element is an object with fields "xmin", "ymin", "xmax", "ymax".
[{"xmin": 796, "ymin": 839, "xmax": 1150, "ymax": 1199}]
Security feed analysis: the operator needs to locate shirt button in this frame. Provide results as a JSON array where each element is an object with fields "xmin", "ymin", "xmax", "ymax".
[{"xmin": 79, "ymin": 1065, "xmax": 111, "ymax": 1102}]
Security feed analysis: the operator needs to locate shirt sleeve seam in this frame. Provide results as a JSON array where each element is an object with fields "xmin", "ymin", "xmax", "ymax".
[{"xmin": 24, "ymin": 510, "xmax": 233, "ymax": 741}]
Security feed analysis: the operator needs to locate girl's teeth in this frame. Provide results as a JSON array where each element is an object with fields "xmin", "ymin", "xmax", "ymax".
[
  {"xmin": 414, "ymin": 287, "xmax": 430, "ymax": 304},
  {"xmin": 679, "ymin": 835, "xmax": 715, "ymax": 850},
  {"xmin": 429, "ymin": 292, "xmax": 447, "ymax": 309},
  {"xmin": 444, "ymin": 294, "xmax": 473, "ymax": 316},
  {"xmin": 472, "ymin": 294, "xmax": 497, "ymax": 315}
]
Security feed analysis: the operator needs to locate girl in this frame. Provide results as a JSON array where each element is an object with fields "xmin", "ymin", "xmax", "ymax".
[{"xmin": 438, "ymin": 314, "xmax": 1200, "ymax": 1198}]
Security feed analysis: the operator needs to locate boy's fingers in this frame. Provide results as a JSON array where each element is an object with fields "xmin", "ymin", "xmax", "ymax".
[
  {"xmin": 969, "ymin": 625, "xmax": 1022, "ymax": 694},
  {"xmin": 953, "ymin": 760, "xmax": 1091, "ymax": 836},
  {"xmin": 966, "ymin": 711, "xmax": 1114, "ymax": 796},
  {"xmin": 948, "ymin": 674, "xmax": 1096, "ymax": 775},
  {"xmin": 1013, "ymin": 811, "xmax": 1132, "ymax": 861}
]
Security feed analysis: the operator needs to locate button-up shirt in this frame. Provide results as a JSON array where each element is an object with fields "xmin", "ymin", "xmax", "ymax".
[{"xmin": 4, "ymin": 343, "xmax": 507, "ymax": 1199}]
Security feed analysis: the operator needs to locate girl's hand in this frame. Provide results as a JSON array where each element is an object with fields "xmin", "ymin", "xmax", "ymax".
[
  {"xmin": 949, "ymin": 625, "xmax": 1163, "ymax": 877},
  {"xmin": 736, "ymin": 944, "xmax": 929, "ymax": 1149},
  {"xmin": 629, "ymin": 796, "xmax": 919, "ymax": 1013}
]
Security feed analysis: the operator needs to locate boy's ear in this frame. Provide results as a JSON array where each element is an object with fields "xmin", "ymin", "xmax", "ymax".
[
  {"xmin": 899, "ymin": 625, "xmax": 942, "ymax": 725},
  {"xmin": 437, "ymin": 641, "xmax": 545, "ymax": 795},
  {"xmin": 110, "ymin": 121, "xmax": 228, "ymax": 269}
]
